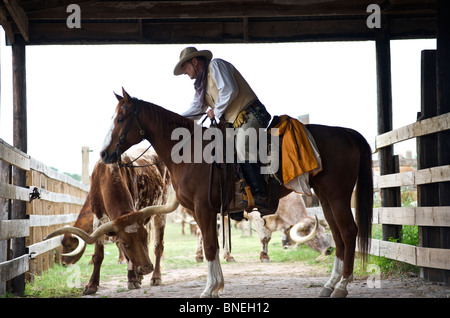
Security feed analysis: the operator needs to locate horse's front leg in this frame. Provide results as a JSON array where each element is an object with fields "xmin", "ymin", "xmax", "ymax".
[
  {"xmin": 201, "ymin": 250, "xmax": 224, "ymax": 298},
  {"xmin": 198, "ymin": 212, "xmax": 224, "ymax": 298}
]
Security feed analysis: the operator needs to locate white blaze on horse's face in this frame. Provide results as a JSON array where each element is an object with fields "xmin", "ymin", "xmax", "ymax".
[{"xmin": 102, "ymin": 112, "xmax": 118, "ymax": 152}]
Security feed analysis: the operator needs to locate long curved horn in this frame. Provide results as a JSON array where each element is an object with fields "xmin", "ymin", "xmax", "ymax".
[
  {"xmin": 290, "ymin": 215, "xmax": 319, "ymax": 245},
  {"xmin": 62, "ymin": 234, "xmax": 86, "ymax": 257},
  {"xmin": 139, "ymin": 188, "xmax": 179, "ymax": 220},
  {"xmin": 45, "ymin": 222, "xmax": 116, "ymax": 244}
]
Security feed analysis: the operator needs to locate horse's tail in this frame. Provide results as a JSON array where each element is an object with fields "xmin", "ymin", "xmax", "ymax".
[{"xmin": 355, "ymin": 135, "xmax": 373, "ymax": 267}]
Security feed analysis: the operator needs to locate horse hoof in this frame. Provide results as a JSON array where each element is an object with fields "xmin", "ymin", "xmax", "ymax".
[
  {"xmin": 128, "ymin": 282, "xmax": 142, "ymax": 290},
  {"xmin": 150, "ymin": 277, "xmax": 162, "ymax": 286},
  {"xmin": 260, "ymin": 258, "xmax": 270, "ymax": 263},
  {"xmin": 318, "ymin": 286, "xmax": 333, "ymax": 297},
  {"xmin": 331, "ymin": 288, "xmax": 348, "ymax": 298},
  {"xmin": 83, "ymin": 285, "xmax": 98, "ymax": 295}
]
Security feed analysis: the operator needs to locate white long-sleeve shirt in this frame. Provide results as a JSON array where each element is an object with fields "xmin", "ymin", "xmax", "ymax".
[{"xmin": 182, "ymin": 59, "xmax": 239, "ymax": 120}]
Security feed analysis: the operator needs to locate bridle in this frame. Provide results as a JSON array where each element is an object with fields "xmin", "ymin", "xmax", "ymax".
[
  {"xmin": 115, "ymin": 99, "xmax": 153, "ymax": 168},
  {"xmin": 114, "ymin": 97, "xmax": 207, "ymax": 168}
]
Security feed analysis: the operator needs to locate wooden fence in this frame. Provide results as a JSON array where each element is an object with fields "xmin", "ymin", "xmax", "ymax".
[
  {"xmin": 0, "ymin": 139, "xmax": 89, "ymax": 294},
  {"xmin": 304, "ymin": 112, "xmax": 450, "ymax": 276},
  {"xmin": 367, "ymin": 112, "xmax": 450, "ymax": 272}
]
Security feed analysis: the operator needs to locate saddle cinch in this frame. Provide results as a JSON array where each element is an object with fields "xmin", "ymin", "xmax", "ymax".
[{"xmin": 211, "ymin": 114, "xmax": 322, "ymax": 217}]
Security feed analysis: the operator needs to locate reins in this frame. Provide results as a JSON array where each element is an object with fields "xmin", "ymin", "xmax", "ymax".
[{"xmin": 116, "ymin": 99, "xmax": 207, "ymax": 168}]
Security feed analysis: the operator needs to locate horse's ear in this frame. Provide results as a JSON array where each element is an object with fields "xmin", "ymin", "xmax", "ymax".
[
  {"xmin": 122, "ymin": 87, "xmax": 132, "ymax": 102},
  {"xmin": 114, "ymin": 92, "xmax": 123, "ymax": 101}
]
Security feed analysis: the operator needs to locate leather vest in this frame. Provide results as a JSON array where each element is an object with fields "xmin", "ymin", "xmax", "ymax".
[{"xmin": 204, "ymin": 61, "xmax": 257, "ymax": 123}]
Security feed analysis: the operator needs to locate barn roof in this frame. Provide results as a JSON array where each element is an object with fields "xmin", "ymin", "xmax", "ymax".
[{"xmin": 0, "ymin": 0, "xmax": 437, "ymax": 45}]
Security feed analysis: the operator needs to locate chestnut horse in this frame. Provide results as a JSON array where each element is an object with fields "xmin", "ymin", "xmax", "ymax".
[{"xmin": 100, "ymin": 88, "xmax": 373, "ymax": 298}]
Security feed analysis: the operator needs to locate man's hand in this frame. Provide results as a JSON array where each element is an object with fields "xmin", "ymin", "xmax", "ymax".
[{"xmin": 206, "ymin": 108, "xmax": 215, "ymax": 119}]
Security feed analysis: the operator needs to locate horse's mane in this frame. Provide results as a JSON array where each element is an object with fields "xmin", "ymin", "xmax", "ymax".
[{"xmin": 135, "ymin": 98, "xmax": 196, "ymax": 133}]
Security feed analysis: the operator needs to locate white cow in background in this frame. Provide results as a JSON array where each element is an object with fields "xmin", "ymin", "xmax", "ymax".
[
  {"xmin": 188, "ymin": 192, "xmax": 332, "ymax": 263},
  {"xmin": 245, "ymin": 192, "xmax": 332, "ymax": 262}
]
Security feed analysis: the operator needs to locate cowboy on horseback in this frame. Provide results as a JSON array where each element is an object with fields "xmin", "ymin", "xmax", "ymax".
[{"xmin": 174, "ymin": 47, "xmax": 272, "ymax": 210}]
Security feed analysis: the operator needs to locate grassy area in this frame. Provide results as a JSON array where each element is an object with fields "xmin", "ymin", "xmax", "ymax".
[
  {"xmin": 21, "ymin": 221, "xmax": 332, "ymax": 298},
  {"xmin": 362, "ymin": 224, "xmax": 419, "ymax": 277}
]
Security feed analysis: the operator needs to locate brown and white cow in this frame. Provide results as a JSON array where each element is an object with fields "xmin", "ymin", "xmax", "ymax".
[{"xmin": 46, "ymin": 149, "xmax": 177, "ymax": 295}]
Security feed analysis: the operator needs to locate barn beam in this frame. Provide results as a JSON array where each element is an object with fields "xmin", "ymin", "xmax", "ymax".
[
  {"xmin": 375, "ymin": 16, "xmax": 402, "ymax": 243},
  {"xmin": 24, "ymin": 16, "xmax": 436, "ymax": 45},
  {"xmin": 10, "ymin": 35, "xmax": 27, "ymax": 295},
  {"xmin": 3, "ymin": 0, "xmax": 29, "ymax": 42},
  {"xmin": 0, "ymin": 4, "xmax": 15, "ymax": 43},
  {"xmin": 26, "ymin": 0, "xmax": 386, "ymax": 20},
  {"xmin": 435, "ymin": 0, "xmax": 450, "ymax": 285},
  {"xmin": 417, "ymin": 50, "xmax": 440, "ymax": 282}
]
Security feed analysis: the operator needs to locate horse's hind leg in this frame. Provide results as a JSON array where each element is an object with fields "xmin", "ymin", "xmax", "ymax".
[
  {"xmin": 329, "ymin": 197, "xmax": 358, "ymax": 298},
  {"xmin": 315, "ymin": 192, "xmax": 345, "ymax": 297}
]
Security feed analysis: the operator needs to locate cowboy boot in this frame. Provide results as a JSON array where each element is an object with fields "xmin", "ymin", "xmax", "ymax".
[{"xmin": 240, "ymin": 162, "xmax": 268, "ymax": 209}]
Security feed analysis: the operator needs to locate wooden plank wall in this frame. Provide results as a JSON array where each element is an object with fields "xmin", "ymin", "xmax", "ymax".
[
  {"xmin": 371, "ymin": 111, "xmax": 450, "ymax": 274},
  {"xmin": 0, "ymin": 138, "xmax": 88, "ymax": 293},
  {"xmin": 26, "ymin": 158, "xmax": 87, "ymax": 283}
]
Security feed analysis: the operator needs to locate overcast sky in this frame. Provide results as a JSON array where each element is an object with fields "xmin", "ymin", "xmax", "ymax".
[{"xmin": 0, "ymin": 34, "xmax": 436, "ymax": 177}]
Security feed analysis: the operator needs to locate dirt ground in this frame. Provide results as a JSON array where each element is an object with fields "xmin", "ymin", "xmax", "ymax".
[{"xmin": 82, "ymin": 259, "xmax": 450, "ymax": 299}]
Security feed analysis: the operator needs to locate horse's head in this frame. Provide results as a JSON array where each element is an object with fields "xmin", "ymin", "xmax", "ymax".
[{"xmin": 100, "ymin": 87, "xmax": 146, "ymax": 164}]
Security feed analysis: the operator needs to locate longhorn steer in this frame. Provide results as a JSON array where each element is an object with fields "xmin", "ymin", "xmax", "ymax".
[
  {"xmin": 46, "ymin": 149, "xmax": 177, "ymax": 295},
  {"xmin": 246, "ymin": 192, "xmax": 332, "ymax": 262}
]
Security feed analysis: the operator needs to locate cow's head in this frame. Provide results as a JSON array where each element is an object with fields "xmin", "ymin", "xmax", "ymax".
[
  {"xmin": 289, "ymin": 215, "xmax": 333, "ymax": 254},
  {"xmin": 61, "ymin": 233, "xmax": 86, "ymax": 266},
  {"xmin": 61, "ymin": 200, "xmax": 93, "ymax": 266},
  {"xmin": 46, "ymin": 190, "xmax": 179, "ymax": 275},
  {"xmin": 110, "ymin": 211, "xmax": 153, "ymax": 275}
]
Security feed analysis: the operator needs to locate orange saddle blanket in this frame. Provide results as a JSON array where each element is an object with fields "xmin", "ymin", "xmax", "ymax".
[{"xmin": 271, "ymin": 115, "xmax": 322, "ymax": 195}]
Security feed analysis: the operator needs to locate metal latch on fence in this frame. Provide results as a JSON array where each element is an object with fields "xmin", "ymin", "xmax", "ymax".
[{"xmin": 29, "ymin": 187, "xmax": 41, "ymax": 202}]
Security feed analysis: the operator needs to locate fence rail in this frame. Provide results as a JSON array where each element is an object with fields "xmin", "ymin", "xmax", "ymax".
[
  {"xmin": 371, "ymin": 112, "xmax": 450, "ymax": 273},
  {"xmin": 0, "ymin": 138, "xmax": 88, "ymax": 293}
]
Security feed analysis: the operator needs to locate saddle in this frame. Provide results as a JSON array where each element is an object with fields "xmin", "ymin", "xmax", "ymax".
[
  {"xmin": 208, "ymin": 114, "xmax": 321, "ymax": 219},
  {"xmin": 208, "ymin": 118, "xmax": 282, "ymax": 217}
]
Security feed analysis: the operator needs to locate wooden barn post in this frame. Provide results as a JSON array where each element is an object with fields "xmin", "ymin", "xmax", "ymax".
[
  {"xmin": 375, "ymin": 18, "xmax": 402, "ymax": 242},
  {"xmin": 417, "ymin": 50, "xmax": 440, "ymax": 281},
  {"xmin": 11, "ymin": 35, "xmax": 27, "ymax": 295},
  {"xmin": 435, "ymin": 0, "xmax": 450, "ymax": 284}
]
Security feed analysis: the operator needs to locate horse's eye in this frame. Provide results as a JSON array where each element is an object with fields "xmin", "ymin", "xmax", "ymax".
[{"xmin": 117, "ymin": 117, "xmax": 124, "ymax": 123}]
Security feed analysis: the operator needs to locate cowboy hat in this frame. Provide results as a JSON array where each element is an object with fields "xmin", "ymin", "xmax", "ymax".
[{"xmin": 173, "ymin": 47, "xmax": 213, "ymax": 75}]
